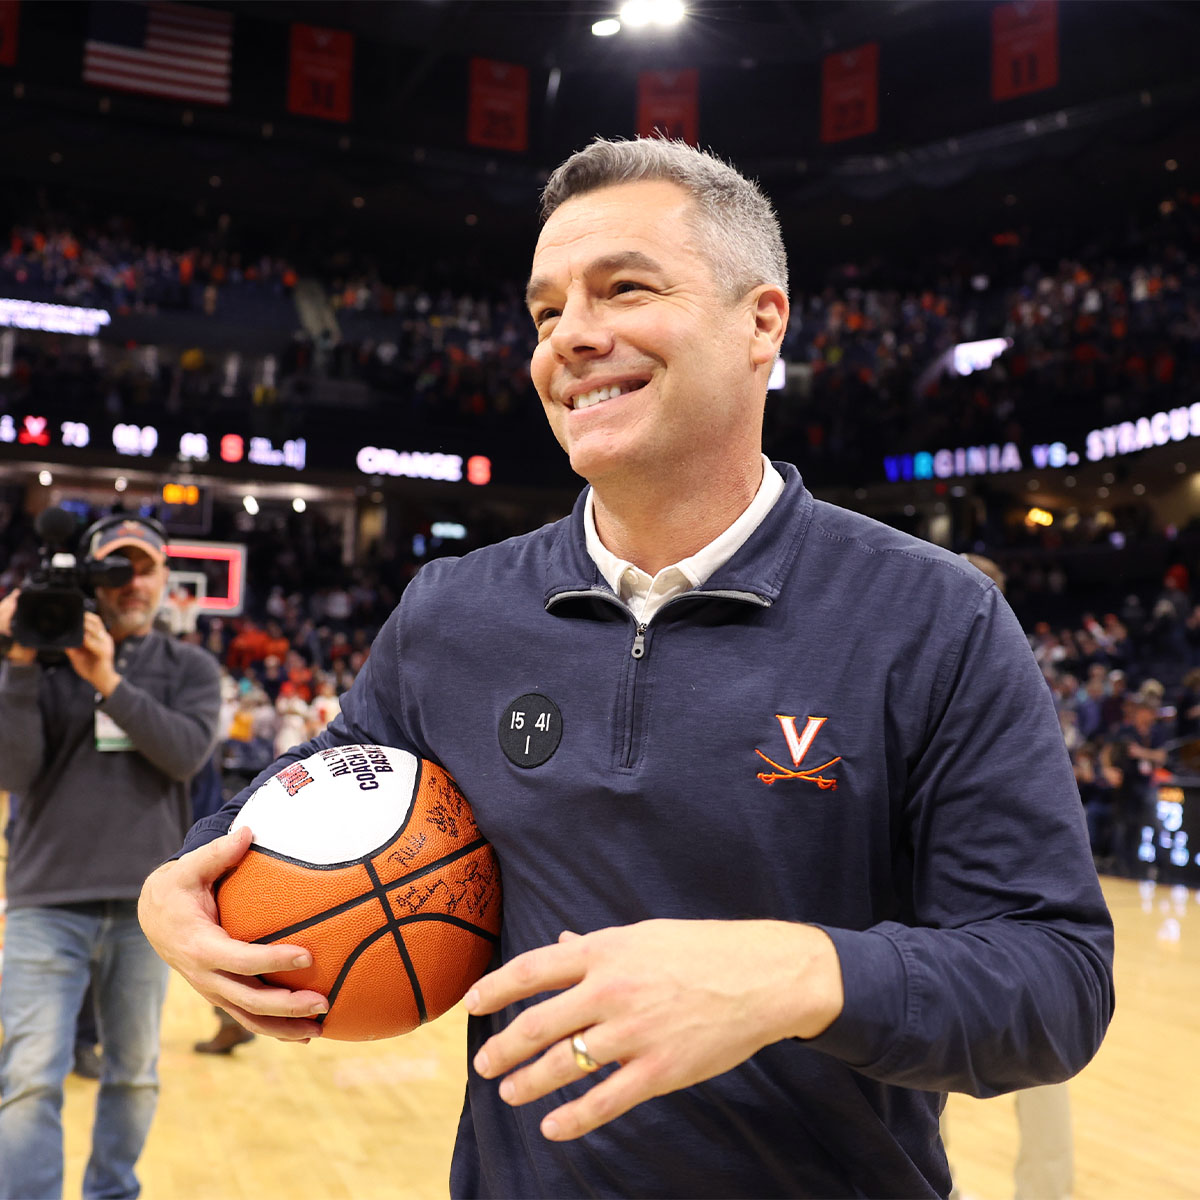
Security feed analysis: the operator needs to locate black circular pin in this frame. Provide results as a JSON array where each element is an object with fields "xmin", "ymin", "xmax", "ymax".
[{"xmin": 499, "ymin": 693, "xmax": 562, "ymax": 768}]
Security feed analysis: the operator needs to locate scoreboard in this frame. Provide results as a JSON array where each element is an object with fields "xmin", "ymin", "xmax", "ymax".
[{"xmin": 0, "ymin": 408, "xmax": 495, "ymax": 487}]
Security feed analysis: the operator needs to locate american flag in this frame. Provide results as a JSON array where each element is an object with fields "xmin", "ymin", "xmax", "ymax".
[{"xmin": 83, "ymin": 1, "xmax": 232, "ymax": 107}]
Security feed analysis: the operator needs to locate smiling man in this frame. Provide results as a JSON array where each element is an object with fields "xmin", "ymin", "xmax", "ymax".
[
  {"xmin": 140, "ymin": 139, "xmax": 1113, "ymax": 1199},
  {"xmin": 0, "ymin": 516, "xmax": 220, "ymax": 1200}
]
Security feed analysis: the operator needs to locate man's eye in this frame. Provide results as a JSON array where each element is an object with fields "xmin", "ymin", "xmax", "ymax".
[
  {"xmin": 613, "ymin": 281, "xmax": 645, "ymax": 295},
  {"xmin": 533, "ymin": 308, "xmax": 559, "ymax": 327}
]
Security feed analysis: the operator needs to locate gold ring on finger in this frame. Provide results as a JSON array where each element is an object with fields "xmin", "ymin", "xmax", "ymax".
[{"xmin": 571, "ymin": 1032, "xmax": 600, "ymax": 1074}]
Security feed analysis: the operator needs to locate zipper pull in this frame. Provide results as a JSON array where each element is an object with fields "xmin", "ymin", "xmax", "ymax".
[{"xmin": 631, "ymin": 625, "xmax": 647, "ymax": 659}]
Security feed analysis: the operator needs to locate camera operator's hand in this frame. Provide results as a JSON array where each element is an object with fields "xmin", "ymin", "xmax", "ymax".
[
  {"xmin": 0, "ymin": 589, "xmax": 38, "ymax": 665},
  {"xmin": 65, "ymin": 610, "xmax": 121, "ymax": 697}
]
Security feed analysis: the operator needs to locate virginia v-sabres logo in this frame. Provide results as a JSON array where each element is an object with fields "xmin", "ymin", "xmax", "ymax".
[{"xmin": 755, "ymin": 715, "xmax": 841, "ymax": 788}]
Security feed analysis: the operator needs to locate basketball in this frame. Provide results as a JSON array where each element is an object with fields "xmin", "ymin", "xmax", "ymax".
[{"xmin": 215, "ymin": 745, "xmax": 502, "ymax": 1041}]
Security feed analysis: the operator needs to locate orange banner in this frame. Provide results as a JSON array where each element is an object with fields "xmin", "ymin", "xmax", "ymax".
[
  {"xmin": 992, "ymin": 1, "xmax": 1059, "ymax": 102},
  {"xmin": 288, "ymin": 23, "xmax": 354, "ymax": 123},
  {"xmin": 636, "ymin": 69, "xmax": 699, "ymax": 145},
  {"xmin": 820, "ymin": 43, "xmax": 879, "ymax": 144},
  {"xmin": 0, "ymin": 0, "xmax": 20, "ymax": 68},
  {"xmin": 467, "ymin": 58, "xmax": 528, "ymax": 152}
]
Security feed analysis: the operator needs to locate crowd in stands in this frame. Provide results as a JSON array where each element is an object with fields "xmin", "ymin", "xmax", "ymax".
[
  {"xmin": 6, "ymin": 186, "xmax": 1198, "ymax": 499},
  {"xmin": 768, "ymin": 186, "xmax": 1200, "ymax": 482},
  {"xmin": 2, "ymin": 213, "xmax": 298, "ymax": 316},
  {"xmin": 1032, "ymin": 559, "xmax": 1200, "ymax": 879},
  {"xmin": 323, "ymin": 280, "xmax": 536, "ymax": 430}
]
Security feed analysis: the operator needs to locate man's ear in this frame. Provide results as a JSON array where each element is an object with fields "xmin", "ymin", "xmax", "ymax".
[{"xmin": 749, "ymin": 284, "xmax": 788, "ymax": 368}]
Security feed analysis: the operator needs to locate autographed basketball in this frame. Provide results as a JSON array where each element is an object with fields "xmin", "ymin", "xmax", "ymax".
[{"xmin": 215, "ymin": 745, "xmax": 502, "ymax": 1041}]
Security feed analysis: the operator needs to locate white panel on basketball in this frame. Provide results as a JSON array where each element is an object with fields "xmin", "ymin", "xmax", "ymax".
[{"xmin": 230, "ymin": 745, "xmax": 419, "ymax": 865}]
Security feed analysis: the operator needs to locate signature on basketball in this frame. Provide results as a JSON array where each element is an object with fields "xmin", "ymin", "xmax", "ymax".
[
  {"xmin": 390, "ymin": 859, "xmax": 500, "ymax": 918},
  {"xmin": 387, "ymin": 830, "xmax": 427, "ymax": 867}
]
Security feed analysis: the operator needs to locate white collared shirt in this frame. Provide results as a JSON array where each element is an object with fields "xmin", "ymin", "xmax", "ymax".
[{"xmin": 584, "ymin": 455, "xmax": 785, "ymax": 623}]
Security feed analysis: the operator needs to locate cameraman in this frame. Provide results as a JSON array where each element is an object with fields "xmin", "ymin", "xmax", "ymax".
[{"xmin": 0, "ymin": 517, "xmax": 220, "ymax": 1200}]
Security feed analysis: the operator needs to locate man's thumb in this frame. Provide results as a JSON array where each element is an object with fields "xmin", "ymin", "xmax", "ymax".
[{"xmin": 192, "ymin": 824, "xmax": 255, "ymax": 882}]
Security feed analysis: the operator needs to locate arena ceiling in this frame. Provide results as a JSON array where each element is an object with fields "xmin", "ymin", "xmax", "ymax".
[{"xmin": 0, "ymin": 1, "xmax": 1197, "ymax": 274}]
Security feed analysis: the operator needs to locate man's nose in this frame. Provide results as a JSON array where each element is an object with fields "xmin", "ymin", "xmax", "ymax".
[{"xmin": 548, "ymin": 294, "xmax": 614, "ymax": 361}]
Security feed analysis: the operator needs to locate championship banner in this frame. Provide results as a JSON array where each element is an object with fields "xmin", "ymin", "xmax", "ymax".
[
  {"xmin": 466, "ymin": 58, "xmax": 528, "ymax": 152},
  {"xmin": 287, "ymin": 22, "xmax": 354, "ymax": 122},
  {"xmin": 992, "ymin": 0, "xmax": 1058, "ymax": 102},
  {"xmin": 820, "ymin": 42, "xmax": 879, "ymax": 143},
  {"xmin": 0, "ymin": 0, "xmax": 19, "ymax": 68},
  {"xmin": 636, "ymin": 69, "xmax": 699, "ymax": 145}
]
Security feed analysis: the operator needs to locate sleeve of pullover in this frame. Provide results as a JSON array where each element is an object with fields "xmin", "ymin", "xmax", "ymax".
[
  {"xmin": 101, "ymin": 644, "xmax": 222, "ymax": 782},
  {"xmin": 806, "ymin": 584, "xmax": 1115, "ymax": 1096},
  {"xmin": 0, "ymin": 660, "xmax": 46, "ymax": 794}
]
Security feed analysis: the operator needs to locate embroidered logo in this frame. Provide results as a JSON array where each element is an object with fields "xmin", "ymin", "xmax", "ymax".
[{"xmin": 755, "ymin": 715, "xmax": 841, "ymax": 788}]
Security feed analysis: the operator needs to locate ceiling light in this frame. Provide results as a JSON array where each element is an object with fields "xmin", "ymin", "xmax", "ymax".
[
  {"xmin": 620, "ymin": 0, "xmax": 653, "ymax": 27},
  {"xmin": 243, "ymin": 495, "xmax": 259, "ymax": 515},
  {"xmin": 592, "ymin": 18, "xmax": 621, "ymax": 35},
  {"xmin": 292, "ymin": 497, "xmax": 306, "ymax": 513},
  {"xmin": 619, "ymin": 0, "xmax": 685, "ymax": 28}
]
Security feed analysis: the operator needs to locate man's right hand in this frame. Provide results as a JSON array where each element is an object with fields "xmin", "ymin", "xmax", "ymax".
[
  {"xmin": 138, "ymin": 826, "xmax": 329, "ymax": 1041},
  {"xmin": 0, "ymin": 589, "xmax": 37, "ymax": 665}
]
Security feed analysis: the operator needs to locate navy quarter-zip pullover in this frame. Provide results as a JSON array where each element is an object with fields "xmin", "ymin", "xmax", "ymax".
[{"xmin": 186, "ymin": 464, "xmax": 1114, "ymax": 1199}]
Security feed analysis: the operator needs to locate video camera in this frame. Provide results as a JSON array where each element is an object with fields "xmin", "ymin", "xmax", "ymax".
[{"xmin": 12, "ymin": 508, "xmax": 134, "ymax": 651}]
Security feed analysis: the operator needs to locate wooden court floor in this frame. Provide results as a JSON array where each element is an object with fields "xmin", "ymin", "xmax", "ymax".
[{"xmin": 35, "ymin": 877, "xmax": 1199, "ymax": 1198}]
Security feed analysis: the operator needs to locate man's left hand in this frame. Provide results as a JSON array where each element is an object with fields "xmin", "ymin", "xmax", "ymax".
[
  {"xmin": 466, "ymin": 918, "xmax": 843, "ymax": 1141},
  {"xmin": 65, "ymin": 611, "xmax": 121, "ymax": 696}
]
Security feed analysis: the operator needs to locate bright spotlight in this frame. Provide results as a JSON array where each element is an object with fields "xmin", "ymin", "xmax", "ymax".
[
  {"xmin": 619, "ymin": 0, "xmax": 653, "ymax": 27},
  {"xmin": 618, "ymin": 0, "xmax": 686, "ymax": 29},
  {"xmin": 292, "ymin": 497, "xmax": 307, "ymax": 513},
  {"xmin": 38, "ymin": 470, "xmax": 52, "ymax": 486},
  {"xmin": 592, "ymin": 17, "xmax": 621, "ymax": 35},
  {"xmin": 242, "ymin": 495, "xmax": 259, "ymax": 515}
]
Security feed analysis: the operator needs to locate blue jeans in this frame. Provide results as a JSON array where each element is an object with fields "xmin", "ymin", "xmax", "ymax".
[{"xmin": 0, "ymin": 902, "xmax": 169, "ymax": 1199}]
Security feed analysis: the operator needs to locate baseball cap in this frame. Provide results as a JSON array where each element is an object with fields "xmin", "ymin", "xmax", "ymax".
[{"xmin": 90, "ymin": 518, "xmax": 166, "ymax": 566}]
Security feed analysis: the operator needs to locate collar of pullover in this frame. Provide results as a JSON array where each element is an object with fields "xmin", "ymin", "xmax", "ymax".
[{"xmin": 543, "ymin": 462, "xmax": 814, "ymax": 614}]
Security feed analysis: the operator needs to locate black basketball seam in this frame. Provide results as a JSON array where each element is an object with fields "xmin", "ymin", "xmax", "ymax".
[
  {"xmin": 319, "ymin": 921, "xmax": 403, "ymax": 1021},
  {"xmin": 364, "ymin": 858, "xmax": 428, "ymax": 1024},
  {"xmin": 389, "ymin": 911, "xmax": 502, "ymax": 945},
  {"xmin": 315, "ymin": 913, "xmax": 499, "ymax": 1027},
  {"xmin": 246, "ymin": 837, "xmax": 494, "ymax": 942}
]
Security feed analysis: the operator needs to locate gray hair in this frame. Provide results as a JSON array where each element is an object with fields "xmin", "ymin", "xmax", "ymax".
[{"xmin": 540, "ymin": 137, "xmax": 788, "ymax": 300}]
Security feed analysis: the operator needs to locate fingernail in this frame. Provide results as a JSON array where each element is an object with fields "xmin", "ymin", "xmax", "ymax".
[
  {"xmin": 309, "ymin": 1001, "xmax": 328, "ymax": 1016},
  {"xmin": 542, "ymin": 1117, "xmax": 561, "ymax": 1140},
  {"xmin": 474, "ymin": 1049, "xmax": 490, "ymax": 1075},
  {"xmin": 499, "ymin": 1078, "xmax": 515, "ymax": 1103},
  {"xmin": 293, "ymin": 953, "xmax": 312, "ymax": 969},
  {"xmin": 464, "ymin": 988, "xmax": 479, "ymax": 1012}
]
